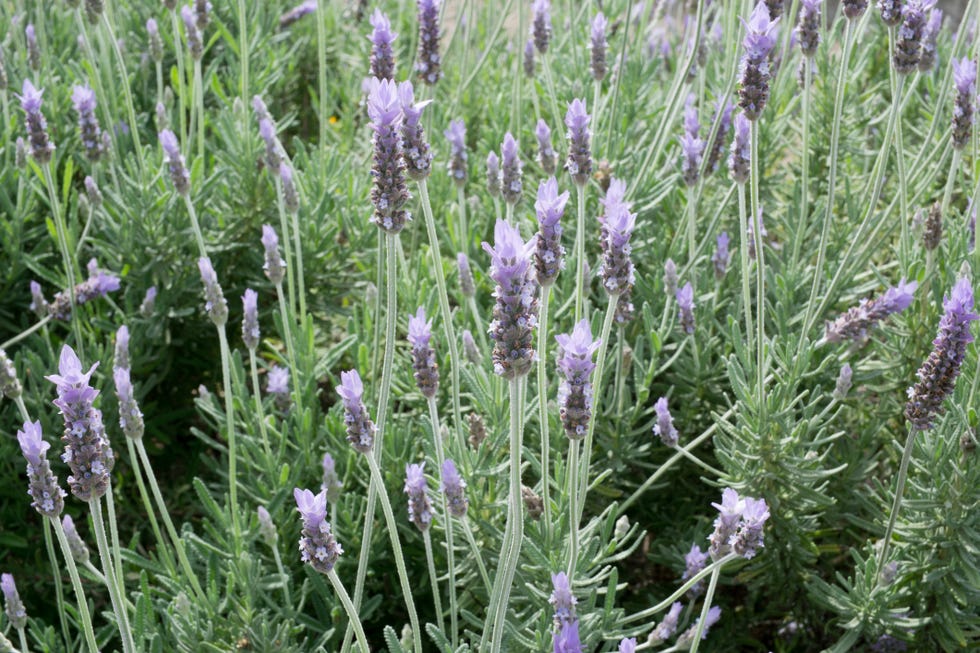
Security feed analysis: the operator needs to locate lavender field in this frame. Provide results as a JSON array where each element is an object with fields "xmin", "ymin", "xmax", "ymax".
[{"xmin": 0, "ymin": 0, "xmax": 978, "ymax": 651}]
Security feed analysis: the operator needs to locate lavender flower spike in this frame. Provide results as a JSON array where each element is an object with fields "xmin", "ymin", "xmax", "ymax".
[
  {"xmin": 553, "ymin": 619, "xmax": 582, "ymax": 653},
  {"xmin": 676, "ymin": 606, "xmax": 722, "ymax": 647},
  {"xmin": 338, "ymin": 369, "xmax": 376, "ymax": 452},
  {"xmin": 397, "ymin": 81, "xmax": 433, "ymax": 180},
  {"xmin": 26, "ymin": 24, "xmax": 40, "ymax": 71},
  {"xmin": 952, "ymin": 57, "xmax": 977, "ymax": 150},
  {"xmin": 878, "ymin": 0, "xmax": 904, "ymax": 27},
  {"xmin": 257, "ymin": 506, "xmax": 277, "ymax": 547},
  {"xmin": 835, "ymin": 363, "xmax": 853, "ymax": 399},
  {"xmin": 705, "ymin": 100, "xmax": 734, "ymax": 175},
  {"xmin": 18, "ymin": 420, "xmax": 67, "ymax": 517},
  {"xmin": 707, "ymin": 487, "xmax": 744, "ymax": 559},
  {"xmin": 369, "ymin": 9, "xmax": 397, "ymax": 81},
  {"xmin": 440, "ymin": 459, "xmax": 468, "ymax": 517},
  {"xmin": 555, "ymin": 319, "xmax": 600, "ymax": 439},
  {"xmin": 0, "ymin": 350, "xmax": 22, "ymax": 399},
  {"xmin": 532, "ymin": 0, "xmax": 552, "ymax": 54},
  {"xmin": 18, "ymin": 80, "xmax": 55, "ymax": 164},
  {"xmin": 483, "ymin": 220, "xmax": 539, "ymax": 378},
  {"xmin": 843, "ymin": 0, "xmax": 869, "ymax": 19},
  {"xmin": 242, "ymin": 288, "xmax": 259, "ymax": 351},
  {"xmin": 404, "ymin": 463, "xmax": 434, "ymax": 531},
  {"xmin": 500, "ymin": 132, "xmax": 524, "ymax": 205},
  {"xmin": 893, "ymin": 0, "xmax": 934, "ymax": 74},
  {"xmin": 737, "ymin": 3, "xmax": 780, "ymax": 121},
  {"xmin": 564, "ymin": 99, "xmax": 592, "ymax": 186},
  {"xmin": 415, "ymin": 0, "xmax": 442, "ymax": 85},
  {"xmin": 280, "ymin": 164, "xmax": 299, "ymax": 213},
  {"xmin": 729, "ymin": 112, "xmax": 751, "ymax": 183},
  {"xmin": 148, "ymin": 18, "xmax": 164, "ymax": 62},
  {"xmin": 262, "ymin": 224, "xmax": 286, "ymax": 284},
  {"xmin": 366, "ymin": 77, "xmax": 411, "ymax": 234},
  {"xmin": 62, "ymin": 515, "xmax": 90, "ymax": 564},
  {"xmin": 1, "ymin": 574, "xmax": 26, "ymax": 630},
  {"xmin": 682, "ymin": 544, "xmax": 708, "ymax": 597},
  {"xmin": 181, "ymin": 5, "xmax": 204, "ymax": 59},
  {"xmin": 680, "ymin": 94, "xmax": 705, "ymax": 187},
  {"xmin": 294, "ymin": 487, "xmax": 343, "ymax": 573},
  {"xmin": 618, "ymin": 638, "xmax": 637, "ymax": 653},
  {"xmin": 590, "ymin": 12, "xmax": 609, "ymax": 81},
  {"xmin": 72, "ymin": 85, "xmax": 105, "ymax": 162},
  {"xmin": 534, "ymin": 177, "xmax": 569, "ymax": 286},
  {"xmin": 49, "ymin": 259, "xmax": 121, "ymax": 321},
  {"xmin": 457, "ymin": 253, "xmax": 475, "ymax": 297},
  {"xmin": 267, "ymin": 366, "xmax": 291, "ymax": 412},
  {"xmin": 905, "ymin": 277, "xmax": 978, "ymax": 430},
  {"xmin": 824, "ymin": 279, "xmax": 917, "ymax": 343},
  {"xmin": 650, "ymin": 602, "xmax": 684, "ymax": 644},
  {"xmin": 407, "ymin": 306, "xmax": 439, "ymax": 398},
  {"xmin": 653, "ymin": 397, "xmax": 679, "ymax": 446},
  {"xmin": 731, "ymin": 496, "xmax": 770, "ymax": 558},
  {"xmin": 486, "ymin": 151, "xmax": 502, "ymax": 197},
  {"xmin": 259, "ymin": 118, "xmax": 282, "ymax": 175},
  {"xmin": 599, "ymin": 182, "xmax": 636, "ymax": 296},
  {"xmin": 445, "ymin": 119, "xmax": 468, "ymax": 185},
  {"xmin": 45, "ymin": 346, "xmax": 115, "ymax": 501},
  {"xmin": 524, "ymin": 39, "xmax": 536, "ymax": 78},
  {"xmin": 197, "ymin": 257, "xmax": 228, "ymax": 327},
  {"xmin": 536, "ymin": 119, "xmax": 558, "ymax": 175},
  {"xmin": 29, "ymin": 280, "xmax": 49, "ymax": 319},
  {"xmin": 918, "ymin": 8, "xmax": 941, "ymax": 71},
  {"xmin": 322, "ymin": 452, "xmax": 343, "ymax": 503},
  {"xmin": 713, "ymin": 231, "xmax": 731, "ymax": 279},
  {"xmin": 549, "ymin": 571, "xmax": 578, "ymax": 628},
  {"xmin": 797, "ymin": 0, "xmax": 822, "ymax": 58},
  {"xmin": 160, "ymin": 129, "xmax": 190, "ymax": 195}
]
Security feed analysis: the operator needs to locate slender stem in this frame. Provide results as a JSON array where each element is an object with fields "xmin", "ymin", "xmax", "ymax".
[
  {"xmin": 42, "ymin": 165, "xmax": 83, "ymax": 356},
  {"xmin": 170, "ymin": 10, "xmax": 188, "ymax": 148},
  {"xmin": 125, "ymin": 439, "xmax": 175, "ymax": 572},
  {"xmin": 426, "ymin": 397, "xmax": 458, "ymax": 648},
  {"xmin": 505, "ymin": 201, "xmax": 514, "ymax": 226},
  {"xmin": 457, "ymin": 186, "xmax": 468, "ymax": 255},
  {"xmin": 486, "ymin": 378, "xmax": 526, "ymax": 653},
  {"xmin": 574, "ymin": 184, "xmax": 587, "ymax": 322},
  {"xmin": 0, "ymin": 316, "xmax": 52, "ymax": 350},
  {"xmin": 577, "ymin": 296, "xmax": 618, "ymax": 506},
  {"xmin": 604, "ymin": 0, "xmax": 634, "ymax": 155},
  {"xmin": 451, "ymin": 0, "xmax": 515, "ymax": 113},
  {"xmin": 566, "ymin": 438, "xmax": 580, "ymax": 576},
  {"xmin": 194, "ymin": 59, "xmax": 205, "ymax": 167},
  {"xmin": 345, "ymin": 234, "xmax": 398, "ymax": 653},
  {"xmin": 275, "ymin": 181, "xmax": 298, "ymax": 323},
  {"xmin": 468, "ymin": 296, "xmax": 489, "ymax": 351},
  {"xmin": 793, "ymin": 58, "xmax": 813, "ymax": 267},
  {"xmin": 876, "ymin": 425, "xmax": 918, "ymax": 575},
  {"xmin": 17, "ymin": 628, "xmax": 28, "ymax": 653},
  {"xmin": 50, "ymin": 517, "xmax": 100, "ymax": 653},
  {"xmin": 273, "ymin": 282, "xmax": 302, "ymax": 453},
  {"xmin": 537, "ymin": 285, "xmax": 553, "ymax": 534},
  {"xmin": 104, "ymin": 485, "xmax": 125, "ymax": 599},
  {"xmin": 365, "ymin": 456, "xmax": 422, "ymax": 653},
  {"xmin": 217, "ymin": 327, "xmax": 241, "ymax": 552},
  {"xmin": 419, "ymin": 180, "xmax": 464, "ymax": 447},
  {"xmin": 101, "ymin": 13, "xmax": 145, "ymax": 176},
  {"xmin": 135, "ymin": 439, "xmax": 207, "ymax": 601},
  {"xmin": 685, "ymin": 186, "xmax": 698, "ymax": 279},
  {"xmin": 42, "ymin": 519, "xmax": 72, "ymax": 650},
  {"xmin": 248, "ymin": 351, "xmax": 274, "ymax": 461},
  {"xmin": 671, "ymin": 444, "xmax": 725, "ymax": 476},
  {"xmin": 422, "ymin": 530, "xmax": 446, "ymax": 635},
  {"xmin": 271, "ymin": 544, "xmax": 292, "ymax": 607},
  {"xmin": 688, "ymin": 566, "xmax": 722, "ymax": 653},
  {"xmin": 540, "ymin": 55, "xmax": 564, "ymax": 131},
  {"xmin": 89, "ymin": 498, "xmax": 136, "ymax": 653},
  {"xmin": 289, "ymin": 204, "xmax": 307, "ymax": 319},
  {"xmin": 181, "ymin": 194, "xmax": 208, "ymax": 259},
  {"xmin": 750, "ymin": 120, "xmax": 766, "ymax": 409},
  {"xmin": 328, "ymin": 570, "xmax": 370, "ymax": 653},
  {"xmin": 940, "ymin": 150, "xmax": 962, "ymax": 218},
  {"xmin": 461, "ymin": 519, "xmax": 492, "ymax": 593},
  {"xmin": 237, "ymin": 0, "xmax": 249, "ymax": 110}
]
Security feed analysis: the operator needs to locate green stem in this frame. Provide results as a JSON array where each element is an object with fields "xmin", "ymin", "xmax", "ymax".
[
  {"xmin": 134, "ymin": 439, "xmax": 207, "ymax": 601},
  {"xmin": 419, "ymin": 180, "xmax": 464, "ymax": 447},
  {"xmin": 750, "ymin": 120, "xmax": 765, "ymax": 410},
  {"xmin": 468, "ymin": 296, "xmax": 489, "ymax": 351},
  {"xmin": 271, "ymin": 543, "xmax": 292, "ymax": 607},
  {"xmin": 275, "ymin": 181, "xmax": 298, "ymax": 323},
  {"xmin": 194, "ymin": 59, "xmax": 204, "ymax": 167},
  {"xmin": 685, "ymin": 185, "xmax": 698, "ymax": 280},
  {"xmin": 50, "ymin": 517, "xmax": 100, "ymax": 653},
  {"xmin": 181, "ymin": 194, "xmax": 208, "ymax": 259},
  {"xmin": 566, "ymin": 438, "xmax": 580, "ymax": 576},
  {"xmin": 42, "ymin": 518, "xmax": 72, "ymax": 650},
  {"xmin": 426, "ymin": 397, "xmax": 458, "ymax": 648},
  {"xmin": 365, "ymin": 456, "xmax": 422, "ymax": 653},
  {"xmin": 274, "ymin": 282, "xmax": 302, "ymax": 447},
  {"xmin": 89, "ymin": 498, "xmax": 136, "ymax": 653},
  {"xmin": 104, "ymin": 485, "xmax": 125, "ymax": 601},
  {"xmin": 792, "ymin": 58, "xmax": 813, "ymax": 267},
  {"xmin": 457, "ymin": 186, "xmax": 468, "ymax": 255},
  {"xmin": 0, "ymin": 316, "xmax": 52, "ymax": 350},
  {"xmin": 876, "ymin": 425, "xmax": 917, "ymax": 576},
  {"xmin": 125, "ymin": 439, "xmax": 175, "ymax": 573},
  {"xmin": 461, "ymin": 519, "xmax": 492, "ymax": 594},
  {"xmin": 316, "ymin": 0, "xmax": 327, "ymax": 149},
  {"xmin": 603, "ymin": 0, "xmax": 634, "ymax": 155},
  {"xmin": 42, "ymin": 164, "xmax": 83, "ymax": 356},
  {"xmin": 328, "ymin": 570, "xmax": 370, "ymax": 653},
  {"xmin": 688, "ymin": 566, "xmax": 722, "ymax": 653},
  {"xmin": 623, "ymin": 555, "xmax": 737, "ymax": 625},
  {"xmin": 422, "ymin": 530, "xmax": 446, "ymax": 635},
  {"xmin": 940, "ymin": 150, "xmax": 961, "ymax": 218},
  {"xmin": 574, "ymin": 184, "xmax": 587, "ymax": 322},
  {"xmin": 170, "ymin": 10, "xmax": 188, "ymax": 148},
  {"xmin": 540, "ymin": 55, "xmax": 564, "ymax": 132},
  {"xmin": 289, "ymin": 204, "xmax": 307, "ymax": 319},
  {"xmin": 237, "ymin": 0, "xmax": 248, "ymax": 110},
  {"xmin": 101, "ymin": 12, "xmax": 145, "ymax": 176},
  {"xmin": 217, "ymin": 326, "xmax": 241, "ymax": 553},
  {"xmin": 17, "ymin": 628, "xmax": 28, "ymax": 653},
  {"xmin": 577, "ymin": 295, "xmax": 618, "ymax": 506},
  {"xmin": 537, "ymin": 285, "xmax": 553, "ymax": 534},
  {"xmin": 248, "ymin": 350, "xmax": 274, "ymax": 461}
]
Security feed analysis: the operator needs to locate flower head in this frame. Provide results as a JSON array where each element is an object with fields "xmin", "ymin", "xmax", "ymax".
[
  {"xmin": 369, "ymin": 9, "xmax": 397, "ymax": 80},
  {"xmin": 407, "ymin": 306, "xmax": 439, "ymax": 398},
  {"xmin": 549, "ymin": 571, "xmax": 577, "ymax": 628},
  {"xmin": 17, "ymin": 420, "xmax": 67, "ymax": 517},
  {"xmin": 738, "ymin": 3, "xmax": 780, "ymax": 120},
  {"xmin": 415, "ymin": 0, "xmax": 442, "ymax": 85},
  {"xmin": 532, "ymin": 0, "xmax": 552, "ymax": 54},
  {"xmin": 501, "ymin": 132, "xmax": 523, "ymax": 205},
  {"xmin": 445, "ymin": 119, "xmax": 468, "ymax": 184},
  {"xmin": 367, "ymin": 77, "xmax": 411, "ymax": 233},
  {"xmin": 404, "ymin": 463, "xmax": 434, "ymax": 531},
  {"xmin": 18, "ymin": 79, "xmax": 55, "ymax": 164},
  {"xmin": 63, "ymin": 515, "xmax": 90, "ymax": 563},
  {"xmin": 242, "ymin": 289, "xmax": 259, "ymax": 350},
  {"xmin": 261, "ymin": 224, "xmax": 286, "ymax": 284},
  {"xmin": 398, "ymin": 80, "xmax": 433, "ymax": 180},
  {"xmin": 536, "ymin": 119, "xmax": 557, "ymax": 175},
  {"xmin": 440, "ymin": 459, "xmax": 468, "ymax": 517},
  {"xmin": 534, "ymin": 177, "xmax": 569, "ymax": 285},
  {"xmin": 160, "ymin": 129, "xmax": 190, "ymax": 194},
  {"xmin": 486, "ymin": 151, "xmax": 501, "ymax": 197},
  {"xmin": 653, "ymin": 397, "xmax": 679, "ymax": 446},
  {"xmin": 677, "ymin": 282, "xmax": 696, "ymax": 334},
  {"xmin": 338, "ymin": 369, "xmax": 376, "ymax": 452},
  {"xmin": 483, "ymin": 221, "xmax": 539, "ymax": 378},
  {"xmin": 294, "ymin": 487, "xmax": 343, "ymax": 573},
  {"xmin": 564, "ymin": 99, "xmax": 592, "ymax": 186},
  {"xmin": 824, "ymin": 279, "xmax": 917, "ymax": 343},
  {"xmin": 1, "ymin": 573, "xmax": 27, "ymax": 630},
  {"xmin": 556, "ymin": 319, "xmax": 600, "ymax": 439},
  {"xmin": 590, "ymin": 12, "xmax": 609, "ymax": 81},
  {"xmin": 197, "ymin": 257, "xmax": 228, "ymax": 326}
]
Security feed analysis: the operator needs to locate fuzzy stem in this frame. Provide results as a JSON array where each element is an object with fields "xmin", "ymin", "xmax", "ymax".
[
  {"xmin": 237, "ymin": 0, "xmax": 249, "ymax": 110},
  {"xmin": 537, "ymin": 285, "xmax": 554, "ymax": 534},
  {"xmin": 566, "ymin": 438, "xmax": 580, "ymax": 576},
  {"xmin": 793, "ymin": 58, "xmax": 813, "ymax": 267},
  {"xmin": 125, "ymin": 439, "xmax": 175, "ymax": 572},
  {"xmin": 540, "ymin": 55, "xmax": 564, "ymax": 133},
  {"xmin": 271, "ymin": 542, "xmax": 292, "ymax": 607},
  {"xmin": 273, "ymin": 281, "xmax": 302, "ymax": 450},
  {"xmin": 468, "ymin": 296, "xmax": 489, "ymax": 351},
  {"xmin": 735, "ymin": 183, "xmax": 753, "ymax": 351},
  {"xmin": 328, "ymin": 570, "xmax": 370, "ymax": 653},
  {"xmin": 750, "ymin": 120, "xmax": 766, "ymax": 409},
  {"xmin": 603, "ymin": 0, "xmax": 634, "ymax": 155},
  {"xmin": 290, "ymin": 206, "xmax": 307, "ymax": 319},
  {"xmin": 577, "ymin": 295, "xmax": 618, "ymax": 506},
  {"xmin": 423, "ymin": 530, "xmax": 446, "ymax": 635},
  {"xmin": 888, "ymin": 28, "xmax": 912, "ymax": 267},
  {"xmin": 49, "ymin": 517, "xmax": 100, "ymax": 653},
  {"xmin": 574, "ymin": 184, "xmax": 587, "ymax": 322},
  {"xmin": 940, "ymin": 150, "xmax": 962, "ymax": 218},
  {"xmin": 0, "ymin": 316, "xmax": 52, "ymax": 350},
  {"xmin": 134, "ymin": 438, "xmax": 207, "ymax": 601},
  {"xmin": 248, "ymin": 350, "xmax": 274, "ymax": 461},
  {"xmin": 104, "ymin": 485, "xmax": 125, "ymax": 601},
  {"xmin": 16, "ymin": 628, "xmax": 28, "ymax": 653},
  {"xmin": 461, "ymin": 519, "xmax": 492, "ymax": 593},
  {"xmin": 101, "ymin": 12, "xmax": 145, "ymax": 176},
  {"xmin": 687, "ymin": 565, "xmax": 722, "ymax": 653},
  {"xmin": 216, "ymin": 326, "xmax": 241, "ymax": 553},
  {"xmin": 316, "ymin": 0, "xmax": 328, "ymax": 149},
  {"xmin": 457, "ymin": 186, "xmax": 469, "ymax": 255},
  {"xmin": 274, "ymin": 177, "xmax": 298, "ymax": 322},
  {"xmin": 876, "ymin": 425, "xmax": 918, "ymax": 576},
  {"xmin": 89, "ymin": 498, "xmax": 135, "ymax": 653},
  {"xmin": 193, "ymin": 59, "xmax": 205, "ymax": 167},
  {"xmin": 624, "ymin": 553, "xmax": 738, "ymax": 624},
  {"xmin": 365, "ymin": 455, "xmax": 422, "ymax": 653},
  {"xmin": 42, "ymin": 164, "xmax": 83, "ymax": 356},
  {"xmin": 42, "ymin": 518, "xmax": 71, "ymax": 650},
  {"xmin": 427, "ymin": 397, "xmax": 458, "ymax": 648},
  {"xmin": 685, "ymin": 186, "xmax": 699, "ymax": 280},
  {"xmin": 180, "ymin": 194, "xmax": 208, "ymax": 259},
  {"xmin": 169, "ymin": 10, "xmax": 188, "ymax": 148},
  {"xmin": 419, "ymin": 181, "xmax": 464, "ymax": 447}
]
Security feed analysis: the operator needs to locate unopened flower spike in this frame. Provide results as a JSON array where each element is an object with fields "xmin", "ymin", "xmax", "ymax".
[
  {"xmin": 440, "ymin": 459, "xmax": 468, "ymax": 517},
  {"xmin": 445, "ymin": 119, "xmax": 468, "ymax": 185},
  {"xmin": 294, "ymin": 487, "xmax": 343, "ymax": 573},
  {"xmin": 705, "ymin": 100, "xmax": 734, "ymax": 175},
  {"xmin": 918, "ymin": 8, "xmax": 941, "ymax": 71},
  {"xmin": 680, "ymin": 94, "xmax": 704, "ymax": 187},
  {"xmin": 160, "ymin": 129, "xmax": 190, "ymax": 194},
  {"xmin": 0, "ymin": 350, "xmax": 23, "ymax": 399},
  {"xmin": 653, "ymin": 397, "xmax": 679, "ymax": 446},
  {"xmin": 197, "ymin": 257, "xmax": 228, "ymax": 327},
  {"xmin": 878, "ymin": 0, "xmax": 904, "ymax": 27},
  {"xmin": 729, "ymin": 112, "xmax": 751, "ymax": 183},
  {"xmin": 534, "ymin": 177, "xmax": 569, "ymax": 286},
  {"xmin": 457, "ymin": 253, "xmax": 475, "ymax": 297},
  {"xmin": 951, "ymin": 57, "xmax": 976, "ymax": 150},
  {"xmin": 404, "ymin": 463, "xmax": 434, "ymax": 531},
  {"xmin": 549, "ymin": 571, "xmax": 577, "ymax": 628},
  {"xmin": 181, "ymin": 5, "xmax": 204, "ymax": 59},
  {"xmin": 18, "ymin": 80, "xmax": 55, "ymax": 164},
  {"xmin": 26, "ymin": 24, "xmax": 40, "ymax": 70},
  {"xmin": 893, "ymin": 0, "xmax": 935, "ymax": 74},
  {"xmin": 1, "ymin": 574, "xmax": 27, "ymax": 630},
  {"xmin": 369, "ymin": 9, "xmax": 397, "ymax": 81},
  {"xmin": 407, "ymin": 306, "xmax": 439, "ymax": 398},
  {"xmin": 677, "ymin": 282, "xmax": 696, "ymax": 334},
  {"xmin": 18, "ymin": 420, "xmax": 67, "ymax": 517},
  {"xmin": 397, "ymin": 81, "xmax": 432, "ymax": 180},
  {"xmin": 261, "ymin": 224, "xmax": 286, "ymax": 284},
  {"xmin": 797, "ymin": 0, "xmax": 822, "ymax": 57},
  {"xmin": 536, "ymin": 119, "xmax": 558, "ymax": 175},
  {"xmin": 683, "ymin": 544, "xmax": 708, "ymax": 597},
  {"xmin": 500, "ymin": 132, "xmax": 523, "ymax": 205},
  {"xmin": 824, "ymin": 279, "xmax": 917, "ymax": 343},
  {"xmin": 242, "ymin": 288, "xmax": 259, "ymax": 351},
  {"xmin": 322, "ymin": 453, "xmax": 344, "ymax": 503},
  {"xmin": 280, "ymin": 164, "xmax": 299, "ymax": 213},
  {"xmin": 565, "ymin": 99, "xmax": 592, "ymax": 186},
  {"xmin": 49, "ymin": 260, "xmax": 121, "ymax": 321},
  {"xmin": 590, "ymin": 12, "xmax": 608, "ymax": 81},
  {"xmin": 650, "ymin": 602, "xmax": 684, "ymax": 644},
  {"xmin": 257, "ymin": 505, "xmax": 277, "ymax": 547},
  {"xmin": 531, "ymin": 0, "xmax": 552, "ymax": 54},
  {"xmin": 267, "ymin": 365, "xmax": 291, "ymax": 412},
  {"xmin": 72, "ymin": 85, "xmax": 105, "ymax": 162},
  {"xmin": 712, "ymin": 232, "xmax": 731, "ymax": 279},
  {"xmin": 676, "ymin": 606, "xmax": 722, "ymax": 647},
  {"xmin": 524, "ymin": 39, "xmax": 536, "ymax": 78},
  {"xmin": 338, "ymin": 369, "xmax": 376, "ymax": 452},
  {"xmin": 415, "ymin": 0, "xmax": 442, "ymax": 85},
  {"xmin": 62, "ymin": 514, "xmax": 90, "ymax": 563},
  {"xmin": 486, "ymin": 151, "xmax": 502, "ymax": 197}
]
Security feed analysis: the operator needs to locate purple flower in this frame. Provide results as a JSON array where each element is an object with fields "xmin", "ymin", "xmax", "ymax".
[
  {"xmin": 905, "ymin": 277, "xmax": 978, "ymax": 429},
  {"xmin": 17, "ymin": 420, "xmax": 66, "ymax": 517},
  {"xmin": 618, "ymin": 638, "xmax": 637, "ymax": 653},
  {"xmin": 564, "ymin": 99, "xmax": 592, "ymax": 186},
  {"xmin": 0, "ymin": 350, "xmax": 21, "ymax": 399},
  {"xmin": 445, "ymin": 119, "xmax": 468, "ymax": 185},
  {"xmin": 84, "ymin": 176, "xmax": 103, "ymax": 208},
  {"xmin": 732, "ymin": 496, "xmax": 770, "ymax": 558},
  {"xmin": 536, "ymin": 119, "xmax": 557, "ymax": 175},
  {"xmin": 338, "ymin": 369, "xmax": 376, "ymax": 452},
  {"xmin": 456, "ymin": 254, "xmax": 476, "ymax": 299},
  {"xmin": 705, "ymin": 100, "xmax": 734, "ymax": 175},
  {"xmin": 918, "ymin": 8, "xmax": 941, "ymax": 71},
  {"xmin": 708, "ymin": 487, "xmax": 744, "ymax": 558},
  {"xmin": 181, "ymin": 5, "xmax": 204, "ymax": 59},
  {"xmin": 553, "ymin": 619, "xmax": 582, "ymax": 653},
  {"xmin": 72, "ymin": 85, "xmax": 105, "ymax": 162},
  {"xmin": 18, "ymin": 80, "xmax": 55, "ymax": 164},
  {"xmin": 257, "ymin": 505, "xmax": 277, "ymax": 546},
  {"xmin": 1, "ymin": 573, "xmax": 26, "ymax": 630},
  {"xmin": 534, "ymin": 177, "xmax": 569, "ymax": 285},
  {"xmin": 49, "ymin": 260, "xmax": 121, "ymax": 321},
  {"xmin": 676, "ymin": 606, "xmax": 722, "ymax": 647},
  {"xmin": 532, "ymin": 0, "xmax": 552, "ymax": 54},
  {"xmin": 878, "ymin": 0, "xmax": 905, "ymax": 26},
  {"xmin": 267, "ymin": 365, "xmax": 291, "ymax": 411},
  {"xmin": 262, "ymin": 224, "xmax": 286, "ymax": 285},
  {"xmin": 440, "ymin": 459, "xmax": 468, "ymax": 517},
  {"xmin": 367, "ymin": 77, "xmax": 411, "ymax": 234},
  {"xmin": 500, "ymin": 132, "xmax": 523, "ymax": 205},
  {"xmin": 653, "ymin": 396, "xmax": 679, "ymax": 446},
  {"xmin": 26, "ymin": 24, "xmax": 40, "ymax": 71},
  {"xmin": 797, "ymin": 0, "xmax": 822, "ymax": 57},
  {"xmin": 321, "ymin": 452, "xmax": 343, "ymax": 503},
  {"xmin": 824, "ymin": 279, "xmax": 918, "ymax": 343},
  {"xmin": 197, "ymin": 257, "xmax": 228, "ymax": 327},
  {"xmin": 712, "ymin": 232, "xmax": 731, "ymax": 279},
  {"xmin": 738, "ymin": 3, "xmax": 780, "ymax": 120},
  {"xmin": 45, "ymin": 346, "xmax": 114, "ymax": 501},
  {"xmin": 524, "ymin": 39, "xmax": 536, "ymax": 78},
  {"xmin": 62, "ymin": 514, "xmax": 90, "ymax": 563},
  {"xmin": 29, "ymin": 280, "xmax": 49, "ymax": 319},
  {"xmin": 599, "ymin": 180, "xmax": 636, "ymax": 296},
  {"xmin": 681, "ymin": 94, "xmax": 705, "ymax": 187},
  {"xmin": 194, "ymin": 0, "xmax": 212, "ymax": 29},
  {"xmin": 591, "ymin": 12, "xmax": 609, "ymax": 81},
  {"xmin": 483, "ymin": 220, "xmax": 539, "ymax": 378},
  {"xmin": 893, "ymin": 0, "xmax": 934, "ymax": 74},
  {"xmin": 835, "ymin": 363, "xmax": 853, "ymax": 399},
  {"xmin": 369, "ymin": 9, "xmax": 397, "ymax": 81},
  {"xmin": 682, "ymin": 544, "xmax": 708, "ymax": 597},
  {"xmin": 242, "ymin": 288, "xmax": 259, "ymax": 350},
  {"xmin": 114, "ymin": 322, "xmax": 130, "ymax": 368},
  {"xmin": 415, "ymin": 0, "xmax": 442, "ymax": 85},
  {"xmin": 160, "ymin": 129, "xmax": 190, "ymax": 194},
  {"xmin": 408, "ymin": 306, "xmax": 439, "ymax": 398},
  {"xmin": 952, "ymin": 57, "xmax": 976, "ymax": 150},
  {"xmin": 404, "ymin": 462, "xmax": 434, "ymax": 531},
  {"xmin": 259, "ymin": 117, "xmax": 282, "ymax": 175},
  {"xmin": 549, "ymin": 571, "xmax": 577, "ymax": 627},
  {"xmin": 397, "ymin": 81, "xmax": 432, "ymax": 180},
  {"xmin": 468, "ymin": 412, "xmax": 487, "ymax": 448},
  {"xmin": 664, "ymin": 259, "xmax": 679, "ymax": 297},
  {"xmin": 651, "ymin": 602, "xmax": 684, "ymax": 643},
  {"xmin": 114, "ymin": 365, "xmax": 145, "ymax": 441},
  {"xmin": 555, "ymin": 319, "xmax": 600, "ymax": 439},
  {"xmin": 486, "ymin": 151, "xmax": 502, "ymax": 197},
  {"xmin": 843, "ymin": 0, "xmax": 868, "ymax": 18},
  {"xmin": 279, "ymin": 0, "xmax": 317, "ymax": 29},
  {"xmin": 677, "ymin": 282, "xmax": 696, "ymax": 334},
  {"xmin": 463, "ymin": 329, "xmax": 481, "ymax": 364},
  {"xmin": 729, "ymin": 112, "xmax": 751, "ymax": 183},
  {"xmin": 294, "ymin": 487, "xmax": 343, "ymax": 573}
]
